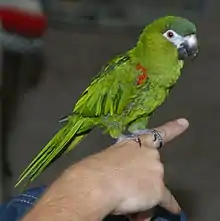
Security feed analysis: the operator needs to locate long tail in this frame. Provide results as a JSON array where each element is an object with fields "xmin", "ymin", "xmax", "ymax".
[{"xmin": 15, "ymin": 116, "xmax": 94, "ymax": 188}]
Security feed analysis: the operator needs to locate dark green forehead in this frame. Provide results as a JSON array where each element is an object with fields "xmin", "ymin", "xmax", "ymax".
[
  {"xmin": 168, "ymin": 17, "xmax": 196, "ymax": 35},
  {"xmin": 146, "ymin": 16, "xmax": 197, "ymax": 36}
]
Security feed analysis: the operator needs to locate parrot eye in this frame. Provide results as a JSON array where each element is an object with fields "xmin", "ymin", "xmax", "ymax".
[
  {"xmin": 163, "ymin": 30, "xmax": 183, "ymax": 48},
  {"xmin": 167, "ymin": 31, "xmax": 174, "ymax": 38}
]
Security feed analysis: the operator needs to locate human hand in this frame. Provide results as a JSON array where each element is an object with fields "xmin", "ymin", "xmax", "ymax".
[
  {"xmin": 25, "ymin": 118, "xmax": 189, "ymax": 221},
  {"xmin": 86, "ymin": 118, "xmax": 189, "ymax": 220}
]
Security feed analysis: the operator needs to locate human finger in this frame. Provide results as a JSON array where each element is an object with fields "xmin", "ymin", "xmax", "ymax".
[
  {"xmin": 140, "ymin": 118, "xmax": 189, "ymax": 148},
  {"xmin": 159, "ymin": 186, "xmax": 181, "ymax": 214}
]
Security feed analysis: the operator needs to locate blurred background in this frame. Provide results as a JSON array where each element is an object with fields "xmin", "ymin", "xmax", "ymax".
[{"xmin": 0, "ymin": 0, "xmax": 220, "ymax": 220}]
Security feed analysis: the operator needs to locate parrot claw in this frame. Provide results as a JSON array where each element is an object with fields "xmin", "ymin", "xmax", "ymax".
[{"xmin": 116, "ymin": 129, "xmax": 163, "ymax": 149}]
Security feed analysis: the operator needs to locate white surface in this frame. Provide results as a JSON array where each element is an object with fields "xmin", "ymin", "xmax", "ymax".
[{"xmin": 0, "ymin": 0, "xmax": 43, "ymax": 14}]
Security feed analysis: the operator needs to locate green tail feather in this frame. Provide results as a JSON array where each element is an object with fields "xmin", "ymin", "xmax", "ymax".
[
  {"xmin": 64, "ymin": 134, "xmax": 87, "ymax": 154},
  {"xmin": 15, "ymin": 117, "xmax": 93, "ymax": 188}
]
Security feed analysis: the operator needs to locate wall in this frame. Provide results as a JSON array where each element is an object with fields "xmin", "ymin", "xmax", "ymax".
[{"xmin": 3, "ymin": 15, "xmax": 220, "ymax": 221}]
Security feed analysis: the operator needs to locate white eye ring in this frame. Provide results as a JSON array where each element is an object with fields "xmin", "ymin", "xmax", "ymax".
[
  {"xmin": 163, "ymin": 30, "xmax": 184, "ymax": 48},
  {"xmin": 163, "ymin": 30, "xmax": 178, "ymax": 39}
]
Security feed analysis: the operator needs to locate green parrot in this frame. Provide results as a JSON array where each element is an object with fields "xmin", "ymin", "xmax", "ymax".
[{"xmin": 16, "ymin": 15, "xmax": 198, "ymax": 187}]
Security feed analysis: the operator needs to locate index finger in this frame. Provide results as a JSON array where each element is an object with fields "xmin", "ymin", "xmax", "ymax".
[
  {"xmin": 159, "ymin": 186, "xmax": 181, "ymax": 214},
  {"xmin": 141, "ymin": 118, "xmax": 189, "ymax": 148}
]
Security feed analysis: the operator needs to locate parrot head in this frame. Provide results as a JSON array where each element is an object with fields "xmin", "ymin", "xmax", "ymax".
[{"xmin": 140, "ymin": 16, "xmax": 199, "ymax": 60}]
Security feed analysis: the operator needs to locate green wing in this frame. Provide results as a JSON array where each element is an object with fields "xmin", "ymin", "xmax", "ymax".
[{"xmin": 73, "ymin": 54, "xmax": 138, "ymax": 117}]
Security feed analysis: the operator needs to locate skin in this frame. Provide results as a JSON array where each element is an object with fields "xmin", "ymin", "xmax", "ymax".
[{"xmin": 21, "ymin": 118, "xmax": 189, "ymax": 221}]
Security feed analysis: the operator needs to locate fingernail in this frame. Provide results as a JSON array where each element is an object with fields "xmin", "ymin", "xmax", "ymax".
[
  {"xmin": 176, "ymin": 118, "xmax": 189, "ymax": 127},
  {"xmin": 174, "ymin": 200, "xmax": 182, "ymax": 213},
  {"xmin": 171, "ymin": 196, "xmax": 182, "ymax": 214},
  {"xmin": 175, "ymin": 204, "xmax": 182, "ymax": 213}
]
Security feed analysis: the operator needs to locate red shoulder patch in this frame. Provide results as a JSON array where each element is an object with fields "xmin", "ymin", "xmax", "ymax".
[{"xmin": 135, "ymin": 63, "xmax": 148, "ymax": 85}]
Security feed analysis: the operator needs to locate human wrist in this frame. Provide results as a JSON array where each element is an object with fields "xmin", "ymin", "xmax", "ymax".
[{"xmin": 61, "ymin": 162, "xmax": 120, "ymax": 220}]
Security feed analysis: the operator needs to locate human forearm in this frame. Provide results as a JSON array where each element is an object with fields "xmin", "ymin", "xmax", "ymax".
[{"xmin": 21, "ymin": 159, "xmax": 119, "ymax": 221}]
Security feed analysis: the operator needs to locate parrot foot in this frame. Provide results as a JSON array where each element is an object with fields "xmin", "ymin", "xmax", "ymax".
[
  {"xmin": 116, "ymin": 133, "xmax": 142, "ymax": 147},
  {"xmin": 116, "ymin": 129, "xmax": 163, "ymax": 149}
]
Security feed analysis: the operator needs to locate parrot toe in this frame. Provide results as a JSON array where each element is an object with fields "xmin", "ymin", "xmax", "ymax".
[
  {"xmin": 116, "ymin": 133, "xmax": 142, "ymax": 147},
  {"xmin": 116, "ymin": 129, "xmax": 163, "ymax": 149}
]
